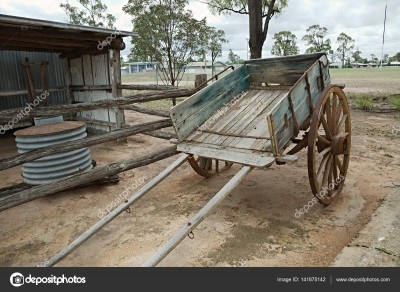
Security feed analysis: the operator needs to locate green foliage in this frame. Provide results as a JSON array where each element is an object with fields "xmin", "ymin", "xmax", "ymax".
[
  {"xmin": 207, "ymin": 28, "xmax": 228, "ymax": 64},
  {"xmin": 206, "ymin": 0, "xmax": 288, "ymax": 16},
  {"xmin": 271, "ymin": 31, "xmax": 299, "ymax": 56},
  {"xmin": 390, "ymin": 97, "xmax": 400, "ymax": 110},
  {"xmin": 205, "ymin": 0, "xmax": 288, "ymax": 58},
  {"xmin": 352, "ymin": 49, "xmax": 363, "ymax": 63},
  {"xmin": 227, "ymin": 49, "xmax": 244, "ymax": 64},
  {"xmin": 123, "ymin": 0, "xmax": 223, "ymax": 86},
  {"xmin": 302, "ymin": 25, "xmax": 333, "ymax": 55},
  {"xmin": 60, "ymin": 0, "xmax": 116, "ymax": 28},
  {"xmin": 353, "ymin": 94, "xmax": 373, "ymax": 110},
  {"xmin": 336, "ymin": 32, "xmax": 355, "ymax": 67},
  {"xmin": 389, "ymin": 52, "xmax": 400, "ymax": 63}
]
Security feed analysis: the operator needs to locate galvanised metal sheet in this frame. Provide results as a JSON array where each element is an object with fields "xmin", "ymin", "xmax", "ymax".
[{"xmin": 0, "ymin": 51, "xmax": 68, "ymax": 110}]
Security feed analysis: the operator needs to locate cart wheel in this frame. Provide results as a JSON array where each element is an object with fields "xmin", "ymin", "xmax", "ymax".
[
  {"xmin": 188, "ymin": 155, "xmax": 233, "ymax": 178},
  {"xmin": 308, "ymin": 85, "xmax": 351, "ymax": 205}
]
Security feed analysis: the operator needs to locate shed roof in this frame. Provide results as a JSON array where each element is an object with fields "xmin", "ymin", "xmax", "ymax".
[{"xmin": 0, "ymin": 14, "xmax": 137, "ymax": 55}]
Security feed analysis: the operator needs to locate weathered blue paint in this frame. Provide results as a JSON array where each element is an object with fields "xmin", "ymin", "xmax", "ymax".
[{"xmin": 171, "ymin": 65, "xmax": 250, "ymax": 141}]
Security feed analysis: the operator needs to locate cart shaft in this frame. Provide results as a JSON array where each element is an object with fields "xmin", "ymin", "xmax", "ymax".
[
  {"xmin": 45, "ymin": 154, "xmax": 189, "ymax": 267},
  {"xmin": 144, "ymin": 165, "xmax": 253, "ymax": 267}
]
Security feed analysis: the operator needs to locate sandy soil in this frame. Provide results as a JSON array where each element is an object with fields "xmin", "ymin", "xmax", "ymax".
[{"xmin": 0, "ymin": 109, "xmax": 399, "ymax": 267}]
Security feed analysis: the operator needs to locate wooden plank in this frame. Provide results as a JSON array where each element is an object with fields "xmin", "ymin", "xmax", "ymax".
[
  {"xmin": 121, "ymin": 105, "xmax": 169, "ymax": 118},
  {"xmin": 110, "ymin": 49, "xmax": 125, "ymax": 136},
  {"xmin": 250, "ymin": 72, "xmax": 303, "ymax": 85},
  {"xmin": 188, "ymin": 90, "xmax": 263, "ymax": 144},
  {"xmin": 171, "ymin": 65, "xmax": 248, "ymax": 126},
  {"xmin": 0, "ymin": 146, "xmax": 179, "ymax": 212},
  {"xmin": 82, "ymin": 55, "xmax": 94, "ymax": 86},
  {"xmin": 219, "ymin": 90, "xmax": 285, "ymax": 147},
  {"xmin": 63, "ymin": 58, "xmax": 73, "ymax": 104},
  {"xmin": 202, "ymin": 90, "xmax": 268, "ymax": 145},
  {"xmin": 270, "ymin": 55, "xmax": 331, "ymax": 152},
  {"xmin": 0, "ymin": 120, "xmax": 172, "ymax": 172},
  {"xmin": 69, "ymin": 57, "xmax": 84, "ymax": 85},
  {"xmin": 0, "ymin": 89, "xmax": 194, "ymax": 123},
  {"xmin": 91, "ymin": 54, "xmax": 109, "ymax": 85},
  {"xmin": 227, "ymin": 90, "xmax": 288, "ymax": 149},
  {"xmin": 173, "ymin": 75, "xmax": 250, "ymax": 141},
  {"xmin": 177, "ymin": 142, "xmax": 275, "ymax": 168},
  {"xmin": 118, "ymin": 84, "xmax": 174, "ymax": 91},
  {"xmin": 245, "ymin": 53, "xmax": 325, "ymax": 66}
]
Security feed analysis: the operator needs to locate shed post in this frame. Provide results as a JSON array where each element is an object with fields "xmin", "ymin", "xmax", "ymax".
[{"xmin": 109, "ymin": 43, "xmax": 126, "ymax": 143}]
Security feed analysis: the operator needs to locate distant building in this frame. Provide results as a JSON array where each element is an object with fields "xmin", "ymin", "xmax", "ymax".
[
  {"xmin": 352, "ymin": 63, "xmax": 370, "ymax": 68},
  {"xmin": 389, "ymin": 61, "xmax": 400, "ymax": 67},
  {"xmin": 186, "ymin": 61, "xmax": 227, "ymax": 74},
  {"xmin": 125, "ymin": 62, "xmax": 158, "ymax": 73},
  {"xmin": 329, "ymin": 62, "xmax": 342, "ymax": 69},
  {"xmin": 121, "ymin": 66, "xmax": 129, "ymax": 75}
]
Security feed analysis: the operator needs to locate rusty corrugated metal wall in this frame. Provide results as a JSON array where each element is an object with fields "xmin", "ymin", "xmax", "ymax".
[{"xmin": 0, "ymin": 51, "xmax": 68, "ymax": 110}]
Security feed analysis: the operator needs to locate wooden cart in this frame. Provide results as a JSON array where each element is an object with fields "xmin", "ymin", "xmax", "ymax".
[
  {"xmin": 173, "ymin": 53, "xmax": 351, "ymax": 204},
  {"xmin": 46, "ymin": 53, "xmax": 351, "ymax": 267}
]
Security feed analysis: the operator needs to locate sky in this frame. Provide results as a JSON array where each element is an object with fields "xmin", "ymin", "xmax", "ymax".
[{"xmin": 0, "ymin": 0, "xmax": 398, "ymax": 62}]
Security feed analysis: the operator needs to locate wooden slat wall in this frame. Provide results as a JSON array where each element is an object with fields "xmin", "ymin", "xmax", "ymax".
[
  {"xmin": 69, "ymin": 53, "xmax": 115, "ymax": 133},
  {"xmin": 246, "ymin": 53, "xmax": 325, "ymax": 85},
  {"xmin": 171, "ymin": 65, "xmax": 250, "ymax": 141},
  {"xmin": 269, "ymin": 55, "xmax": 330, "ymax": 153}
]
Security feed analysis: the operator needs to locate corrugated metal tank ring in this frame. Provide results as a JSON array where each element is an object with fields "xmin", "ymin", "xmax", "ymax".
[{"xmin": 14, "ymin": 121, "xmax": 93, "ymax": 185}]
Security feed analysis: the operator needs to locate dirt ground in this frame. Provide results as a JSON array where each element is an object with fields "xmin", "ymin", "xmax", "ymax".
[{"xmin": 0, "ymin": 108, "xmax": 399, "ymax": 267}]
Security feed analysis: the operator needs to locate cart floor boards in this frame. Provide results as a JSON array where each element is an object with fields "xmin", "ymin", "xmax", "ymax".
[{"xmin": 178, "ymin": 89, "xmax": 289, "ymax": 168}]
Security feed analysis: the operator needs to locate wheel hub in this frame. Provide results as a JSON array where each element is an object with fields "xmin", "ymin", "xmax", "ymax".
[{"xmin": 331, "ymin": 134, "xmax": 348, "ymax": 155}]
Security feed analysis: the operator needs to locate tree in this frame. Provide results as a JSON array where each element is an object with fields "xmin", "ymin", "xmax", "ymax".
[
  {"xmin": 123, "ymin": 0, "xmax": 212, "ymax": 90},
  {"xmin": 271, "ymin": 31, "xmax": 299, "ymax": 56},
  {"xmin": 60, "ymin": 0, "xmax": 116, "ymax": 28},
  {"xmin": 227, "ymin": 49, "xmax": 244, "ymax": 64},
  {"xmin": 383, "ymin": 54, "xmax": 389, "ymax": 64},
  {"xmin": 370, "ymin": 54, "xmax": 379, "ymax": 63},
  {"xmin": 389, "ymin": 52, "xmax": 400, "ymax": 62},
  {"xmin": 302, "ymin": 25, "xmax": 333, "ymax": 55},
  {"xmin": 352, "ymin": 49, "xmax": 363, "ymax": 63},
  {"xmin": 205, "ymin": 0, "xmax": 288, "ymax": 59},
  {"xmin": 336, "ymin": 33, "xmax": 355, "ymax": 68},
  {"xmin": 206, "ymin": 28, "xmax": 228, "ymax": 77}
]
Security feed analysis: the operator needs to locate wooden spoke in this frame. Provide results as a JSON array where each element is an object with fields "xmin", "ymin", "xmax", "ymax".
[
  {"xmin": 337, "ymin": 114, "xmax": 348, "ymax": 134},
  {"xmin": 317, "ymin": 153, "xmax": 330, "ymax": 181},
  {"xmin": 318, "ymin": 135, "xmax": 331, "ymax": 145},
  {"xmin": 335, "ymin": 155, "xmax": 344, "ymax": 173},
  {"xmin": 320, "ymin": 115, "xmax": 332, "ymax": 139},
  {"xmin": 308, "ymin": 85, "xmax": 351, "ymax": 206},
  {"xmin": 325, "ymin": 93, "xmax": 332, "ymax": 130},
  {"xmin": 321, "ymin": 155, "xmax": 333, "ymax": 189},
  {"xmin": 331, "ymin": 93, "xmax": 337, "ymax": 133},
  {"xmin": 317, "ymin": 146, "xmax": 332, "ymax": 160}
]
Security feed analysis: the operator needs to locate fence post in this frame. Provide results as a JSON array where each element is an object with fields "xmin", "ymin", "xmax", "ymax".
[{"xmin": 195, "ymin": 74, "xmax": 208, "ymax": 90}]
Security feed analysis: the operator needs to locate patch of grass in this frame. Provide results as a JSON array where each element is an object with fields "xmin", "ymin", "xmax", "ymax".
[
  {"xmin": 353, "ymin": 94, "xmax": 373, "ymax": 110},
  {"xmin": 390, "ymin": 97, "xmax": 400, "ymax": 110}
]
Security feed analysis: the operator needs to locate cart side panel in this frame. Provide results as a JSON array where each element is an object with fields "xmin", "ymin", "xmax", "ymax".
[
  {"xmin": 269, "ymin": 55, "xmax": 330, "ymax": 154},
  {"xmin": 245, "ymin": 53, "xmax": 325, "ymax": 85},
  {"xmin": 171, "ymin": 65, "xmax": 250, "ymax": 141}
]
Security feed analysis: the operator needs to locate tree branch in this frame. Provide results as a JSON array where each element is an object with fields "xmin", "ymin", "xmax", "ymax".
[{"xmin": 200, "ymin": 0, "xmax": 249, "ymax": 15}]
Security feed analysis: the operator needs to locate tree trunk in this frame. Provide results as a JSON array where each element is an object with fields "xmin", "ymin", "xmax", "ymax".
[{"xmin": 249, "ymin": 0, "xmax": 263, "ymax": 59}]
